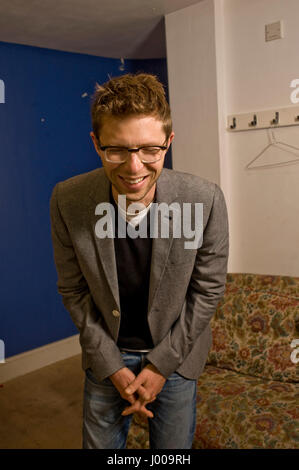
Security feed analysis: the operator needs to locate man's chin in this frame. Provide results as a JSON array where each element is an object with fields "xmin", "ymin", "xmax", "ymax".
[
  {"xmin": 113, "ymin": 181, "xmax": 156, "ymax": 205},
  {"xmin": 122, "ymin": 192, "xmax": 149, "ymax": 204}
]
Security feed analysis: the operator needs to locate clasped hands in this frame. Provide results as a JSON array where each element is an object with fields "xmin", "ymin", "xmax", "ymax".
[{"xmin": 109, "ymin": 363, "xmax": 166, "ymax": 418}]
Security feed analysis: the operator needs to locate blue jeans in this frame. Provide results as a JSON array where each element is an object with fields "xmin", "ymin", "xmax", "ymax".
[{"xmin": 83, "ymin": 351, "xmax": 197, "ymax": 449}]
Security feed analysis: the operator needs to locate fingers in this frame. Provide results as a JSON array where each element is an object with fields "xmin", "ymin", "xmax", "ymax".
[
  {"xmin": 121, "ymin": 399, "xmax": 155, "ymax": 419},
  {"xmin": 125, "ymin": 368, "xmax": 165, "ymax": 403},
  {"xmin": 136, "ymin": 385, "xmax": 152, "ymax": 403},
  {"xmin": 109, "ymin": 367, "xmax": 139, "ymax": 404},
  {"xmin": 125, "ymin": 376, "xmax": 143, "ymax": 397},
  {"xmin": 123, "ymin": 392, "xmax": 137, "ymax": 405},
  {"xmin": 121, "ymin": 388, "xmax": 157, "ymax": 419},
  {"xmin": 112, "ymin": 366, "xmax": 163, "ymax": 419},
  {"xmin": 125, "ymin": 382, "xmax": 153, "ymax": 403}
]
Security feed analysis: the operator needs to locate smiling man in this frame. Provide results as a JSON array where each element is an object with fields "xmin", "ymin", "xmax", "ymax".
[{"xmin": 50, "ymin": 73, "xmax": 229, "ymax": 449}]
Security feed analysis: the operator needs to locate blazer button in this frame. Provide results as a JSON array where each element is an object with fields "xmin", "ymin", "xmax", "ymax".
[{"xmin": 112, "ymin": 309, "xmax": 120, "ymax": 318}]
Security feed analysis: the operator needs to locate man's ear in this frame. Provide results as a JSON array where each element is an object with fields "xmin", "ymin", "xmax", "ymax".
[
  {"xmin": 90, "ymin": 131, "xmax": 101, "ymax": 155},
  {"xmin": 168, "ymin": 131, "xmax": 175, "ymax": 147}
]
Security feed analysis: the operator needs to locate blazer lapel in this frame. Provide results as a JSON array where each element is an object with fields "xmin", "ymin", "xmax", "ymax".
[
  {"xmin": 89, "ymin": 169, "xmax": 120, "ymax": 309},
  {"xmin": 95, "ymin": 236, "xmax": 120, "ymax": 309},
  {"xmin": 147, "ymin": 169, "xmax": 179, "ymax": 314}
]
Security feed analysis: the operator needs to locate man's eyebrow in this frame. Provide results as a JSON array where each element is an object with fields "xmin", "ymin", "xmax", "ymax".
[{"xmin": 104, "ymin": 142, "xmax": 163, "ymax": 147}]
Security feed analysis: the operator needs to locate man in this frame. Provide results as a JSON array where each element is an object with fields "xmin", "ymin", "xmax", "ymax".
[{"xmin": 50, "ymin": 73, "xmax": 229, "ymax": 449}]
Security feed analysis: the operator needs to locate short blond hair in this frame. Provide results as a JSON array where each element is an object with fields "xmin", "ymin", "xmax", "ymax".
[{"xmin": 91, "ymin": 73, "xmax": 172, "ymax": 141}]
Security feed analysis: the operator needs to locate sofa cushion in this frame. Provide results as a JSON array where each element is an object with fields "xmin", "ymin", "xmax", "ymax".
[
  {"xmin": 194, "ymin": 365, "xmax": 299, "ymax": 449},
  {"xmin": 126, "ymin": 364, "xmax": 299, "ymax": 450},
  {"xmin": 207, "ymin": 273, "xmax": 299, "ymax": 383}
]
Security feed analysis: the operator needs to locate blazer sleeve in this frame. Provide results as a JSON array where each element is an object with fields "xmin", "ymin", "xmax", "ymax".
[
  {"xmin": 50, "ymin": 183, "xmax": 125, "ymax": 382},
  {"xmin": 146, "ymin": 184, "xmax": 229, "ymax": 378}
]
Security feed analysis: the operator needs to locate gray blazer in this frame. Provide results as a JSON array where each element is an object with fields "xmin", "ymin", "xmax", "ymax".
[{"xmin": 50, "ymin": 167, "xmax": 229, "ymax": 381}]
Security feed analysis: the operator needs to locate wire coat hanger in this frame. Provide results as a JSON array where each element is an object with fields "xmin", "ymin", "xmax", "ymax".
[{"xmin": 246, "ymin": 129, "xmax": 299, "ymax": 170}]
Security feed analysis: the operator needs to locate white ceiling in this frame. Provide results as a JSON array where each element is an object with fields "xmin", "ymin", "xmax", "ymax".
[{"xmin": 0, "ymin": 0, "xmax": 202, "ymax": 59}]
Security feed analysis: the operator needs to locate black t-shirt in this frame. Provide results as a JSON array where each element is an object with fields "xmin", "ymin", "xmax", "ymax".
[{"xmin": 110, "ymin": 189, "xmax": 154, "ymax": 350}]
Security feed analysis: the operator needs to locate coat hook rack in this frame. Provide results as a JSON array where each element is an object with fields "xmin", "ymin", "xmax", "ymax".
[{"xmin": 227, "ymin": 105, "xmax": 299, "ymax": 132}]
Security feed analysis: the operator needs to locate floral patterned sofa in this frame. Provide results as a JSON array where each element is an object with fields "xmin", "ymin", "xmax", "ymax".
[{"xmin": 127, "ymin": 273, "xmax": 299, "ymax": 449}]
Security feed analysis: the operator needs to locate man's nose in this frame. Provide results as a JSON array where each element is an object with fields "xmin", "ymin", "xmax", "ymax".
[{"xmin": 123, "ymin": 151, "xmax": 144, "ymax": 172}]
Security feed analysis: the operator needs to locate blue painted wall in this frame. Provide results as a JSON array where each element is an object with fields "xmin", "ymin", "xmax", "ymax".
[{"xmin": 0, "ymin": 41, "xmax": 170, "ymax": 358}]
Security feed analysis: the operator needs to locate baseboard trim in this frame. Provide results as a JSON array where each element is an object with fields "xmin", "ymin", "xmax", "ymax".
[{"xmin": 0, "ymin": 334, "xmax": 81, "ymax": 384}]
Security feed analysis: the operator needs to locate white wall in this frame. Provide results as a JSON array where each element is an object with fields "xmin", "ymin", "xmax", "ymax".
[
  {"xmin": 166, "ymin": 0, "xmax": 299, "ymax": 277},
  {"xmin": 224, "ymin": 0, "xmax": 299, "ymax": 276},
  {"xmin": 165, "ymin": 0, "xmax": 220, "ymax": 185}
]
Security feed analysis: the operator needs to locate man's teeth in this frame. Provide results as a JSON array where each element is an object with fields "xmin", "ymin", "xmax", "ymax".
[{"xmin": 123, "ymin": 177, "xmax": 145, "ymax": 184}]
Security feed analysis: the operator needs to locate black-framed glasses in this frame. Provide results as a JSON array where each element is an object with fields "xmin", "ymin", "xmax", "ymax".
[{"xmin": 98, "ymin": 142, "xmax": 168, "ymax": 163}]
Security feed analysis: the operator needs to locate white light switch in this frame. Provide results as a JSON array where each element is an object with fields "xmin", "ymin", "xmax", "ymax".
[{"xmin": 265, "ymin": 21, "xmax": 283, "ymax": 41}]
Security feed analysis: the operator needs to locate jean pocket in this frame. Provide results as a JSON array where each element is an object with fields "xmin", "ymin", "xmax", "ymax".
[
  {"xmin": 85, "ymin": 368, "xmax": 99, "ymax": 385},
  {"xmin": 85, "ymin": 368, "xmax": 112, "ymax": 386},
  {"xmin": 167, "ymin": 371, "xmax": 184, "ymax": 381},
  {"xmin": 167, "ymin": 372, "xmax": 196, "ymax": 384}
]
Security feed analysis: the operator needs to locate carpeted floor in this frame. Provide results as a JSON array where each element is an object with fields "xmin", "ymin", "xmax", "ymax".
[{"xmin": 0, "ymin": 355, "xmax": 84, "ymax": 449}]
